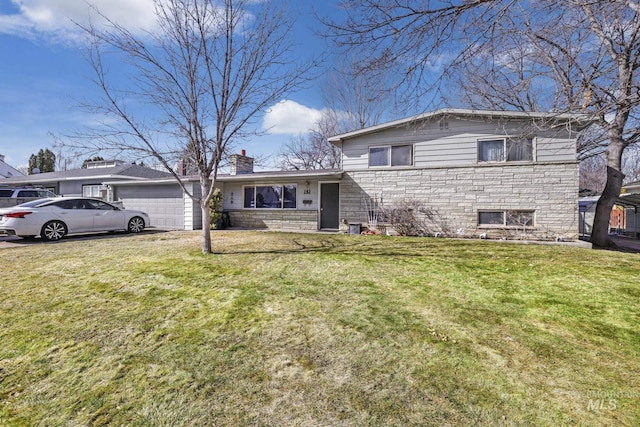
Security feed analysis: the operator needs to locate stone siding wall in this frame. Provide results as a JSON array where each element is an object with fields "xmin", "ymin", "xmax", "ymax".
[
  {"xmin": 341, "ymin": 162, "xmax": 579, "ymax": 240},
  {"xmin": 228, "ymin": 210, "xmax": 318, "ymax": 230}
]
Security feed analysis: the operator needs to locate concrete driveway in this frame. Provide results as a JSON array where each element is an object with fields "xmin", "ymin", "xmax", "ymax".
[
  {"xmin": 0, "ymin": 234, "xmax": 25, "ymax": 248},
  {"xmin": 0, "ymin": 229, "xmax": 166, "ymax": 248},
  {"xmin": 610, "ymin": 235, "xmax": 640, "ymax": 253}
]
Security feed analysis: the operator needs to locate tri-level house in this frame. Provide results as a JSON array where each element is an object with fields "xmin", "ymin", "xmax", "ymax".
[
  {"xmin": 210, "ymin": 109, "xmax": 591, "ymax": 239},
  {"xmin": 98, "ymin": 109, "xmax": 591, "ymax": 239}
]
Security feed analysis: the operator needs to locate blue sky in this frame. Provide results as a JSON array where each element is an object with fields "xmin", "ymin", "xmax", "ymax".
[{"xmin": 0, "ymin": 0, "xmax": 342, "ymax": 170}]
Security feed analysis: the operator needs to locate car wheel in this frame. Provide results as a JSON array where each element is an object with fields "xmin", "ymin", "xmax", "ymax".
[
  {"xmin": 41, "ymin": 220, "xmax": 67, "ymax": 241},
  {"xmin": 128, "ymin": 217, "xmax": 145, "ymax": 233}
]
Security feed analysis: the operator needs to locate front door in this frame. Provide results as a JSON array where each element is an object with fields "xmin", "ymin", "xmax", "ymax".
[{"xmin": 320, "ymin": 183, "xmax": 340, "ymax": 229}]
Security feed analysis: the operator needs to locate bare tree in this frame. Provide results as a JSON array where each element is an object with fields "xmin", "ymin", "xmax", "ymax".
[
  {"xmin": 579, "ymin": 148, "xmax": 639, "ymax": 193},
  {"xmin": 278, "ymin": 56, "xmax": 397, "ymax": 171},
  {"xmin": 623, "ymin": 147, "xmax": 640, "ymax": 184},
  {"xmin": 580, "ymin": 155, "xmax": 607, "ymax": 195},
  {"xmin": 277, "ymin": 111, "xmax": 342, "ymax": 170},
  {"xmin": 322, "ymin": 58, "xmax": 400, "ymax": 130},
  {"xmin": 63, "ymin": 0, "xmax": 317, "ymax": 253},
  {"xmin": 327, "ymin": 0, "xmax": 640, "ymax": 248}
]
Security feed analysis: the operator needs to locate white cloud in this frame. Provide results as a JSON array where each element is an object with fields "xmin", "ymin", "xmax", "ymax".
[
  {"xmin": 0, "ymin": 0, "xmax": 158, "ymax": 42},
  {"xmin": 262, "ymin": 100, "xmax": 324, "ymax": 135}
]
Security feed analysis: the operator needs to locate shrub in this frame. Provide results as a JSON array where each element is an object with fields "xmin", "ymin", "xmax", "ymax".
[
  {"xmin": 209, "ymin": 188, "xmax": 223, "ymax": 229},
  {"xmin": 381, "ymin": 199, "xmax": 451, "ymax": 236}
]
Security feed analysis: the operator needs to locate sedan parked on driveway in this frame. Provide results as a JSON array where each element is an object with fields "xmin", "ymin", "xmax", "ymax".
[{"xmin": 0, "ymin": 197, "xmax": 150, "ymax": 241}]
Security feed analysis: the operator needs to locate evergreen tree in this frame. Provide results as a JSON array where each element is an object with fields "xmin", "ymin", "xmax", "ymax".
[{"xmin": 28, "ymin": 148, "xmax": 56, "ymax": 174}]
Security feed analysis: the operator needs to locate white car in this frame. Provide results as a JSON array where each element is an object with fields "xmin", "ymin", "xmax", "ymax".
[
  {"xmin": 0, "ymin": 187, "xmax": 58, "ymax": 198},
  {"xmin": 0, "ymin": 197, "xmax": 150, "ymax": 241}
]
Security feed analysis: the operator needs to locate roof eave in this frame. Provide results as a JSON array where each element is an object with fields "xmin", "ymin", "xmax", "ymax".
[
  {"xmin": 328, "ymin": 108, "xmax": 595, "ymax": 143},
  {"xmin": 216, "ymin": 170, "xmax": 344, "ymax": 182}
]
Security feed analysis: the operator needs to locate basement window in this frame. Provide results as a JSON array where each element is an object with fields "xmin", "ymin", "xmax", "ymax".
[{"xmin": 478, "ymin": 210, "xmax": 534, "ymax": 227}]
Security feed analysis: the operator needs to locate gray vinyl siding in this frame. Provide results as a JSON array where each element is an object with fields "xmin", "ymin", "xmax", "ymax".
[
  {"xmin": 535, "ymin": 133, "xmax": 577, "ymax": 163},
  {"xmin": 341, "ymin": 118, "xmax": 578, "ymax": 170},
  {"xmin": 59, "ymin": 181, "xmax": 93, "ymax": 197}
]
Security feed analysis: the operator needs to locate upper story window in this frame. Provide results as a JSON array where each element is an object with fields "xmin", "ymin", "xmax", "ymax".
[
  {"xmin": 244, "ymin": 184, "xmax": 296, "ymax": 209},
  {"xmin": 478, "ymin": 137, "xmax": 533, "ymax": 163},
  {"xmin": 369, "ymin": 145, "xmax": 413, "ymax": 167}
]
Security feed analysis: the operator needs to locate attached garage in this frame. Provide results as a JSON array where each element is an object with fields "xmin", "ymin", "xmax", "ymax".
[
  {"xmin": 112, "ymin": 182, "xmax": 185, "ymax": 229},
  {"xmin": 106, "ymin": 179, "xmax": 203, "ymax": 230}
]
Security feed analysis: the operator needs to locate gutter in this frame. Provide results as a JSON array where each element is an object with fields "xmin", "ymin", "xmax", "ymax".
[
  {"xmin": 328, "ymin": 108, "xmax": 596, "ymax": 143},
  {"xmin": 216, "ymin": 170, "xmax": 344, "ymax": 182}
]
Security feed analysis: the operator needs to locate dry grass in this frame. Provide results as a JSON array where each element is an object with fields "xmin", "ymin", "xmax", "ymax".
[{"xmin": 1, "ymin": 230, "xmax": 639, "ymax": 426}]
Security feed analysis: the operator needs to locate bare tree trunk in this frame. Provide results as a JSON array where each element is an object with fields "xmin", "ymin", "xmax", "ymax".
[
  {"xmin": 591, "ymin": 138, "xmax": 625, "ymax": 247},
  {"xmin": 201, "ymin": 200, "xmax": 212, "ymax": 253},
  {"xmin": 199, "ymin": 176, "xmax": 213, "ymax": 254},
  {"xmin": 60, "ymin": 0, "xmax": 317, "ymax": 255}
]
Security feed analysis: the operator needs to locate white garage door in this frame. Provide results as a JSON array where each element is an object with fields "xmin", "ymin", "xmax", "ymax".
[{"xmin": 115, "ymin": 184, "xmax": 185, "ymax": 229}]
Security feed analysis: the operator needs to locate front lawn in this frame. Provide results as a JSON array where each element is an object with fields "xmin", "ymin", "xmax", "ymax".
[{"xmin": 1, "ymin": 231, "xmax": 638, "ymax": 425}]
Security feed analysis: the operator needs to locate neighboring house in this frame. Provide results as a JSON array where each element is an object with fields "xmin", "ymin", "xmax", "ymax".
[
  {"xmin": 0, "ymin": 154, "xmax": 24, "ymax": 179},
  {"xmin": 215, "ymin": 109, "xmax": 590, "ymax": 239},
  {"xmin": 579, "ymin": 182, "xmax": 640, "ymax": 239},
  {"xmin": 0, "ymin": 159, "xmax": 173, "ymax": 220},
  {"xmin": 619, "ymin": 181, "xmax": 640, "ymax": 237},
  {"xmin": 578, "ymin": 196, "xmax": 599, "ymax": 238},
  {"xmin": 0, "ymin": 159, "xmax": 171, "ymax": 197}
]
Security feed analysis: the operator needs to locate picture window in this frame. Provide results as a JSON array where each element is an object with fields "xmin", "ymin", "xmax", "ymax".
[{"xmin": 243, "ymin": 184, "xmax": 296, "ymax": 209}]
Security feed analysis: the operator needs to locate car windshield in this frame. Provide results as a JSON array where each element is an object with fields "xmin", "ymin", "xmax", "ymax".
[{"xmin": 17, "ymin": 198, "xmax": 54, "ymax": 207}]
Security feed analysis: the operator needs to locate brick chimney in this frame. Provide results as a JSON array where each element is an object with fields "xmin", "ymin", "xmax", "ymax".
[{"xmin": 230, "ymin": 150, "xmax": 254, "ymax": 175}]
